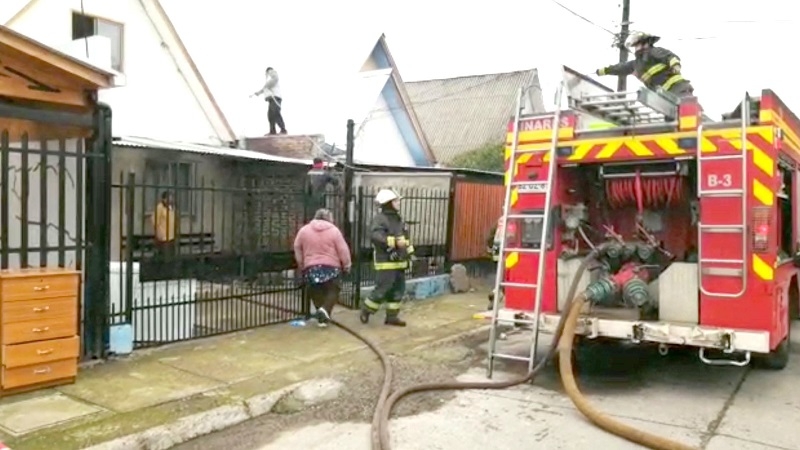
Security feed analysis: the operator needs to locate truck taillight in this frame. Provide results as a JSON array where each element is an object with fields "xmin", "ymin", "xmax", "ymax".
[
  {"xmin": 506, "ymin": 223, "xmax": 517, "ymax": 239},
  {"xmin": 751, "ymin": 206, "xmax": 771, "ymax": 253}
]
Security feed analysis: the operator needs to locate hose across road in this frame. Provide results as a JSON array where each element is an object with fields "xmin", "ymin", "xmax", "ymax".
[{"xmin": 329, "ymin": 252, "xmax": 699, "ymax": 450}]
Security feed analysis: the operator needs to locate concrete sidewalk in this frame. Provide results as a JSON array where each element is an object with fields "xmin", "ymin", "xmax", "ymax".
[{"xmin": 0, "ymin": 292, "xmax": 488, "ymax": 450}]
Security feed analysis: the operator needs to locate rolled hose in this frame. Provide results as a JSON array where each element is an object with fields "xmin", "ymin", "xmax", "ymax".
[{"xmin": 328, "ymin": 250, "xmax": 698, "ymax": 450}]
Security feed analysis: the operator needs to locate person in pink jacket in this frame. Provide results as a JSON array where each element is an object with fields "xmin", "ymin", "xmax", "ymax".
[{"xmin": 293, "ymin": 209, "xmax": 352, "ymax": 327}]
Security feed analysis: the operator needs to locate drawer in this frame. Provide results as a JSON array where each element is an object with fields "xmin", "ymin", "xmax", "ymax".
[
  {"xmin": 3, "ymin": 316, "xmax": 77, "ymax": 345},
  {"xmin": 2, "ymin": 358, "xmax": 77, "ymax": 390},
  {"xmin": 2, "ymin": 297, "xmax": 76, "ymax": 324},
  {"xmin": 3, "ymin": 336, "xmax": 79, "ymax": 368},
  {"xmin": 0, "ymin": 273, "xmax": 79, "ymax": 302}
]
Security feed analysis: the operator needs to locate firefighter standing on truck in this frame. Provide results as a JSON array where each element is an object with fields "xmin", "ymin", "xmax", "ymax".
[
  {"xmin": 595, "ymin": 31, "xmax": 695, "ymax": 98},
  {"xmin": 360, "ymin": 189, "xmax": 412, "ymax": 327}
]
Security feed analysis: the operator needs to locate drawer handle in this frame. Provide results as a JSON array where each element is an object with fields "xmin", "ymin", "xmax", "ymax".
[
  {"xmin": 36, "ymin": 349, "xmax": 54, "ymax": 355},
  {"xmin": 33, "ymin": 306, "xmax": 50, "ymax": 313},
  {"xmin": 32, "ymin": 327, "xmax": 50, "ymax": 333},
  {"xmin": 33, "ymin": 367, "xmax": 52, "ymax": 375},
  {"xmin": 33, "ymin": 285, "xmax": 50, "ymax": 292}
]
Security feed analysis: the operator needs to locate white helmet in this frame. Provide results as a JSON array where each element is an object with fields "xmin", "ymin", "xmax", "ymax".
[
  {"xmin": 625, "ymin": 31, "xmax": 659, "ymax": 49},
  {"xmin": 375, "ymin": 188, "xmax": 401, "ymax": 205}
]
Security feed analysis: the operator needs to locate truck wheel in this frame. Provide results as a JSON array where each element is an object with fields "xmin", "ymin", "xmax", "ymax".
[{"xmin": 754, "ymin": 337, "xmax": 789, "ymax": 370}]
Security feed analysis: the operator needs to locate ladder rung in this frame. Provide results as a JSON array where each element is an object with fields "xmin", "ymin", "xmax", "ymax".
[
  {"xmin": 698, "ymin": 189, "xmax": 744, "ymax": 196},
  {"xmin": 579, "ymin": 91, "xmax": 638, "ymax": 100},
  {"xmin": 502, "ymin": 247, "xmax": 544, "ymax": 254},
  {"xmin": 700, "ymin": 258, "xmax": 744, "ymax": 264},
  {"xmin": 492, "ymin": 317, "xmax": 537, "ymax": 325},
  {"xmin": 586, "ymin": 100, "xmax": 638, "ymax": 108},
  {"xmin": 501, "ymin": 281, "xmax": 538, "ymax": 289},
  {"xmin": 491, "ymin": 353, "xmax": 532, "ymax": 362},
  {"xmin": 510, "ymin": 181, "xmax": 549, "ymax": 187},
  {"xmin": 505, "ymin": 214, "xmax": 544, "ymax": 220},
  {"xmin": 699, "ymin": 154, "xmax": 745, "ymax": 161},
  {"xmin": 699, "ymin": 224, "xmax": 745, "ymax": 232}
]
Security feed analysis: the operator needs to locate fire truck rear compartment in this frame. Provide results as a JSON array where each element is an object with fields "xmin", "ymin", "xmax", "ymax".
[{"xmin": 554, "ymin": 159, "xmax": 699, "ymax": 324}]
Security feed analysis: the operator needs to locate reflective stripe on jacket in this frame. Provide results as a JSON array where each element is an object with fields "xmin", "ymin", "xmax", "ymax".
[
  {"xmin": 599, "ymin": 46, "xmax": 688, "ymax": 92},
  {"xmin": 370, "ymin": 207, "xmax": 414, "ymax": 270}
]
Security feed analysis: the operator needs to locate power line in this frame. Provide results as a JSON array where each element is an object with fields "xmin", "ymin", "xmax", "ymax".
[{"xmin": 549, "ymin": 0, "xmax": 617, "ymax": 36}]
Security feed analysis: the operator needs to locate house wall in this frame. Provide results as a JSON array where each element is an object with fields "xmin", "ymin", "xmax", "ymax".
[
  {"xmin": 353, "ymin": 172, "xmax": 451, "ymax": 248},
  {"xmin": 109, "ymin": 147, "xmax": 308, "ymax": 261},
  {"xmin": 355, "ymin": 95, "xmax": 416, "ymax": 167},
  {"xmin": 8, "ymin": 0, "xmax": 221, "ymax": 144}
]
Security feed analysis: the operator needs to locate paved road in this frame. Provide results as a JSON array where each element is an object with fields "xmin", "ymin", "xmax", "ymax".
[{"xmin": 179, "ymin": 323, "xmax": 800, "ymax": 450}]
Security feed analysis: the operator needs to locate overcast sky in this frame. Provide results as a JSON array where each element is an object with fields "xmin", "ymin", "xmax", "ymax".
[{"xmin": 161, "ymin": 0, "xmax": 799, "ymax": 137}]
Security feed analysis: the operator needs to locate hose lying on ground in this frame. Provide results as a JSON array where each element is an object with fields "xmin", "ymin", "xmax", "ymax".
[
  {"xmin": 328, "ymin": 249, "xmax": 698, "ymax": 450},
  {"xmin": 558, "ymin": 295, "xmax": 697, "ymax": 450},
  {"xmin": 333, "ymin": 251, "xmax": 595, "ymax": 449}
]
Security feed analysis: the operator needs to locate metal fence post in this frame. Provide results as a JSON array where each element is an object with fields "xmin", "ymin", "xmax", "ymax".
[
  {"xmin": 124, "ymin": 171, "xmax": 135, "ymax": 324},
  {"xmin": 353, "ymin": 186, "xmax": 364, "ymax": 307},
  {"xmin": 444, "ymin": 176, "xmax": 458, "ymax": 271}
]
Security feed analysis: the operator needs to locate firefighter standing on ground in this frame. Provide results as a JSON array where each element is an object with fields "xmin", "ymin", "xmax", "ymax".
[
  {"xmin": 360, "ymin": 189, "xmax": 413, "ymax": 327},
  {"xmin": 595, "ymin": 31, "xmax": 695, "ymax": 98}
]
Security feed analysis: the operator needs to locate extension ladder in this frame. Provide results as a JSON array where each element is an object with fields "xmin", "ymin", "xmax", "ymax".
[
  {"xmin": 486, "ymin": 83, "xmax": 564, "ymax": 378},
  {"xmin": 569, "ymin": 87, "xmax": 679, "ymax": 127},
  {"xmin": 696, "ymin": 94, "xmax": 750, "ymax": 298}
]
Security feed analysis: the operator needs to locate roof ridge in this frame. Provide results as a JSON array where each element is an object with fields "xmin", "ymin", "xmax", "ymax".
[{"xmin": 406, "ymin": 68, "xmax": 538, "ymax": 84}]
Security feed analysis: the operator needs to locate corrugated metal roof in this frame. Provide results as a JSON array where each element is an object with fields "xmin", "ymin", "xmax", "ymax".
[
  {"xmin": 405, "ymin": 69, "xmax": 545, "ymax": 164},
  {"xmin": 113, "ymin": 136, "xmax": 312, "ymax": 165}
]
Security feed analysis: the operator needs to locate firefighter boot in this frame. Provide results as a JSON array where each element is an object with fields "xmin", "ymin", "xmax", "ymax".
[
  {"xmin": 360, "ymin": 298, "xmax": 380, "ymax": 324},
  {"xmin": 385, "ymin": 313, "xmax": 406, "ymax": 327},
  {"xmin": 359, "ymin": 307, "xmax": 371, "ymax": 324}
]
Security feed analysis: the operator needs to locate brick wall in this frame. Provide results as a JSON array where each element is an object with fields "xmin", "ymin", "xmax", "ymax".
[
  {"xmin": 244, "ymin": 134, "xmax": 324, "ymax": 160},
  {"xmin": 232, "ymin": 161, "xmax": 308, "ymax": 252}
]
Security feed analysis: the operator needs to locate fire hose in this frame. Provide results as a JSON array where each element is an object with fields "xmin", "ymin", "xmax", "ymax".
[{"xmin": 325, "ymin": 250, "xmax": 698, "ymax": 450}]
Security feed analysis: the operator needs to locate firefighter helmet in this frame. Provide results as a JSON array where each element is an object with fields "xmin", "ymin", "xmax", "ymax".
[
  {"xmin": 625, "ymin": 31, "xmax": 660, "ymax": 49},
  {"xmin": 375, "ymin": 188, "xmax": 401, "ymax": 205}
]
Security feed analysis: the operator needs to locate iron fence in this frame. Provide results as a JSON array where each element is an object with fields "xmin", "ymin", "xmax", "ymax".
[
  {"xmin": 355, "ymin": 186, "xmax": 450, "ymax": 287},
  {"xmin": 109, "ymin": 172, "xmax": 309, "ymax": 348},
  {"xmin": 107, "ymin": 172, "xmax": 492, "ymax": 350},
  {"xmin": 0, "ymin": 103, "xmax": 112, "ymax": 360}
]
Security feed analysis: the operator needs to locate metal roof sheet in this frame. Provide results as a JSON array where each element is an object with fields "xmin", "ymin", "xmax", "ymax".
[
  {"xmin": 113, "ymin": 136, "xmax": 312, "ymax": 165},
  {"xmin": 405, "ymin": 69, "xmax": 545, "ymax": 164}
]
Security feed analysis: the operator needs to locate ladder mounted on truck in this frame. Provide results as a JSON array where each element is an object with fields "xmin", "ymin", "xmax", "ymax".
[
  {"xmin": 486, "ymin": 83, "xmax": 564, "ymax": 379},
  {"xmin": 696, "ymin": 93, "xmax": 751, "ymax": 299},
  {"xmin": 569, "ymin": 87, "xmax": 680, "ymax": 127}
]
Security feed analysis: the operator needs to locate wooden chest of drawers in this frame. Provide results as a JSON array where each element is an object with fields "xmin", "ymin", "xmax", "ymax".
[{"xmin": 0, "ymin": 268, "xmax": 80, "ymax": 395}]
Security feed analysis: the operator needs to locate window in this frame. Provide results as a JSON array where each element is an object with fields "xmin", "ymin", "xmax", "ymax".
[
  {"xmin": 779, "ymin": 167, "xmax": 794, "ymax": 258},
  {"xmin": 144, "ymin": 160, "xmax": 196, "ymax": 216},
  {"xmin": 72, "ymin": 12, "xmax": 123, "ymax": 72}
]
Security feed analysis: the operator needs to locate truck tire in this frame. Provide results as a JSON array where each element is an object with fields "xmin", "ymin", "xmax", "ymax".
[{"xmin": 754, "ymin": 310, "xmax": 791, "ymax": 370}]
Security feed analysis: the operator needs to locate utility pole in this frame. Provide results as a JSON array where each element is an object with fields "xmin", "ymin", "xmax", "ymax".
[
  {"xmin": 343, "ymin": 119, "xmax": 355, "ymax": 247},
  {"xmin": 617, "ymin": 0, "xmax": 631, "ymax": 92}
]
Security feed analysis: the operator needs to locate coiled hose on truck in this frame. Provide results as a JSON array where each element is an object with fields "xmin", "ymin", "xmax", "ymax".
[{"xmin": 328, "ymin": 251, "xmax": 697, "ymax": 450}]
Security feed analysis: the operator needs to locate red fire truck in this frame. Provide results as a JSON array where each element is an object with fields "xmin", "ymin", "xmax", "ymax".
[{"xmin": 486, "ymin": 69, "xmax": 800, "ymax": 372}]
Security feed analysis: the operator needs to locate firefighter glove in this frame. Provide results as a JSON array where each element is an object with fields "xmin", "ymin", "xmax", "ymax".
[{"xmin": 389, "ymin": 250, "xmax": 401, "ymax": 261}]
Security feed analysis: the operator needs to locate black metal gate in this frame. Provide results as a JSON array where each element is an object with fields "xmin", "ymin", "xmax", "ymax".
[
  {"xmin": 0, "ymin": 102, "xmax": 112, "ymax": 359},
  {"xmin": 111, "ymin": 174, "xmax": 311, "ymax": 349}
]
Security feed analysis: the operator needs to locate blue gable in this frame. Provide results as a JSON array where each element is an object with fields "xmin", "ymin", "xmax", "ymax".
[{"xmin": 370, "ymin": 44, "xmax": 431, "ymax": 167}]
